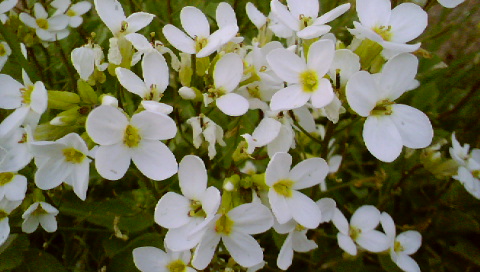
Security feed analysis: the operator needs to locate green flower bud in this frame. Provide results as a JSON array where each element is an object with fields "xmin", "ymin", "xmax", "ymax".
[
  {"xmin": 48, "ymin": 90, "xmax": 80, "ymax": 110},
  {"xmin": 77, "ymin": 79, "xmax": 98, "ymax": 104}
]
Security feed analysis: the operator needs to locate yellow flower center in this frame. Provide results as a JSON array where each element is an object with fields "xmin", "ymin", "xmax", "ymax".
[
  {"xmin": 189, "ymin": 200, "xmax": 207, "ymax": 218},
  {"xmin": 0, "ymin": 210, "xmax": 8, "ymax": 220},
  {"xmin": 0, "ymin": 172, "xmax": 15, "ymax": 186},
  {"xmin": 299, "ymin": 14, "xmax": 313, "ymax": 29},
  {"xmin": 350, "ymin": 226, "xmax": 361, "ymax": 240},
  {"xmin": 66, "ymin": 9, "xmax": 76, "ymax": 17},
  {"xmin": 247, "ymin": 85, "xmax": 261, "ymax": 99},
  {"xmin": 167, "ymin": 260, "xmax": 187, "ymax": 272},
  {"xmin": 0, "ymin": 43, "xmax": 6, "ymax": 56},
  {"xmin": 299, "ymin": 70, "xmax": 319, "ymax": 93},
  {"xmin": 32, "ymin": 205, "xmax": 48, "ymax": 216},
  {"xmin": 36, "ymin": 18, "xmax": 49, "ymax": 30},
  {"xmin": 295, "ymin": 224, "xmax": 306, "ymax": 232},
  {"xmin": 123, "ymin": 125, "xmax": 141, "ymax": 148},
  {"xmin": 195, "ymin": 37, "xmax": 209, "ymax": 53},
  {"xmin": 145, "ymin": 84, "xmax": 162, "ymax": 101},
  {"xmin": 63, "ymin": 147, "xmax": 86, "ymax": 164},
  {"xmin": 394, "ymin": 240, "xmax": 404, "ymax": 253},
  {"xmin": 215, "ymin": 214, "xmax": 234, "ymax": 235},
  {"xmin": 370, "ymin": 99, "xmax": 394, "ymax": 116},
  {"xmin": 372, "ymin": 25, "xmax": 393, "ymax": 41},
  {"xmin": 20, "ymin": 85, "xmax": 34, "ymax": 105},
  {"xmin": 272, "ymin": 179, "xmax": 295, "ymax": 198}
]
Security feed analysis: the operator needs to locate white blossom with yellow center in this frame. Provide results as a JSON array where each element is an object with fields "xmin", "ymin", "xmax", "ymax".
[{"xmin": 19, "ymin": 3, "xmax": 69, "ymax": 41}]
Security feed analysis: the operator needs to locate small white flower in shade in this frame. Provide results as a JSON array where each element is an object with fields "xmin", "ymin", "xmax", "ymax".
[
  {"xmin": 133, "ymin": 246, "xmax": 197, "ymax": 272},
  {"xmin": 162, "ymin": 4, "xmax": 238, "ymax": 58},
  {"xmin": 0, "ymin": 72, "xmax": 48, "ymax": 138},
  {"xmin": 437, "ymin": 0, "xmax": 465, "ymax": 8},
  {"xmin": 0, "ymin": 198, "xmax": 21, "ymax": 246},
  {"xmin": 155, "ymin": 155, "xmax": 221, "ymax": 251},
  {"xmin": 191, "ymin": 203, "xmax": 273, "ymax": 270},
  {"xmin": 124, "ymin": 33, "xmax": 180, "ymax": 70},
  {"xmin": 242, "ymin": 117, "xmax": 282, "ymax": 154},
  {"xmin": 270, "ymin": 0, "xmax": 350, "ymax": 40},
  {"xmin": 0, "ymin": 172, "xmax": 27, "ymax": 201},
  {"xmin": 267, "ymin": 39, "xmax": 335, "ymax": 111},
  {"xmin": 450, "ymin": 135, "xmax": 480, "ymax": 199},
  {"xmin": 116, "ymin": 51, "xmax": 169, "ymax": 101},
  {"xmin": 449, "ymin": 132, "xmax": 470, "ymax": 166},
  {"xmin": 349, "ymin": 0, "xmax": 428, "ymax": 58},
  {"xmin": 19, "ymin": 3, "xmax": 69, "ymax": 41},
  {"xmin": 0, "ymin": 41, "xmax": 12, "ymax": 71},
  {"xmin": 205, "ymin": 53, "xmax": 249, "ymax": 116},
  {"xmin": 51, "ymin": 0, "xmax": 91, "ymax": 28},
  {"xmin": 21, "ymin": 201, "xmax": 59, "ymax": 233},
  {"xmin": 246, "ymin": 2, "xmax": 294, "ymax": 39},
  {"xmin": 30, "ymin": 133, "xmax": 91, "ymax": 200},
  {"xmin": 381, "ymin": 212, "xmax": 422, "ymax": 272},
  {"xmin": 186, "ymin": 115, "xmax": 226, "ymax": 160},
  {"xmin": 71, "ymin": 43, "xmax": 108, "ymax": 81},
  {"xmin": 346, "ymin": 53, "xmax": 432, "ymax": 162},
  {"xmin": 332, "ymin": 205, "xmax": 390, "ymax": 256},
  {"xmin": 86, "ymin": 105, "xmax": 178, "ymax": 181},
  {"xmin": 0, "ymin": 127, "xmax": 33, "ymax": 172},
  {"xmin": 0, "ymin": 0, "xmax": 18, "ymax": 23},
  {"xmin": 265, "ymin": 152, "xmax": 328, "ymax": 228}
]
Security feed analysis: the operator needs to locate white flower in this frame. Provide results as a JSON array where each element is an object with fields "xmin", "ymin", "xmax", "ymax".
[
  {"xmin": 19, "ymin": 3, "xmax": 69, "ymax": 41},
  {"xmin": 270, "ymin": 0, "xmax": 350, "ymax": 39},
  {"xmin": 332, "ymin": 205, "xmax": 390, "ymax": 256},
  {"xmin": 0, "ymin": 172, "xmax": 27, "ymax": 201},
  {"xmin": 155, "ymin": 155, "xmax": 221, "ymax": 251},
  {"xmin": 381, "ymin": 212, "xmax": 422, "ymax": 272},
  {"xmin": 0, "ymin": 41, "xmax": 11, "ymax": 71},
  {"xmin": 265, "ymin": 152, "xmax": 328, "ymax": 228},
  {"xmin": 125, "ymin": 33, "xmax": 180, "ymax": 70},
  {"xmin": 267, "ymin": 39, "xmax": 335, "ymax": 111},
  {"xmin": 162, "ymin": 4, "xmax": 238, "ymax": 58},
  {"xmin": 449, "ymin": 134, "xmax": 480, "ymax": 199},
  {"xmin": 191, "ymin": 203, "xmax": 273, "ymax": 270},
  {"xmin": 116, "ymin": 51, "xmax": 169, "ymax": 101},
  {"xmin": 133, "ymin": 246, "xmax": 197, "ymax": 272},
  {"xmin": 346, "ymin": 53, "xmax": 432, "ymax": 162},
  {"xmin": 0, "ymin": 127, "xmax": 33, "ymax": 172},
  {"xmin": 86, "ymin": 105, "xmax": 178, "ymax": 181},
  {"xmin": 438, "ymin": 0, "xmax": 465, "ymax": 8},
  {"xmin": 21, "ymin": 201, "xmax": 59, "ymax": 233},
  {"xmin": 71, "ymin": 43, "xmax": 108, "ymax": 81},
  {"xmin": 51, "ymin": 0, "xmax": 91, "ymax": 28},
  {"xmin": 0, "ymin": 198, "xmax": 21, "ymax": 246},
  {"xmin": 0, "ymin": 0, "xmax": 18, "ymax": 23},
  {"xmin": 186, "ymin": 115, "xmax": 226, "ymax": 160},
  {"xmin": 449, "ymin": 132, "xmax": 470, "ymax": 166},
  {"xmin": 349, "ymin": 0, "xmax": 428, "ymax": 58},
  {"xmin": 0, "ymin": 72, "xmax": 47, "ymax": 138}
]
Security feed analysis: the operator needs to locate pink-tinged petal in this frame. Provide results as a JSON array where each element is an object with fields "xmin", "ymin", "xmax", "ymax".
[
  {"xmin": 316, "ymin": 198, "xmax": 336, "ymax": 223},
  {"xmin": 292, "ymin": 231, "xmax": 317, "ymax": 252},
  {"xmin": 39, "ymin": 214, "xmax": 57, "ymax": 232},
  {"xmin": 345, "ymin": 71, "xmax": 379, "ymax": 117},
  {"xmin": 35, "ymin": 158, "xmax": 70, "ymax": 190},
  {"xmin": 162, "ymin": 25, "xmax": 196, "ymax": 54},
  {"xmin": 269, "ymin": 190, "xmax": 292, "ymax": 224},
  {"xmin": 179, "ymin": 155, "xmax": 207, "ymax": 199},
  {"xmin": 271, "ymin": 0, "xmax": 299, "ymax": 31},
  {"xmin": 277, "ymin": 233, "xmax": 294, "ymax": 270},
  {"xmin": 86, "ymin": 105, "xmax": 128, "ymax": 145},
  {"xmin": 133, "ymin": 247, "xmax": 168, "ymax": 272},
  {"xmin": 380, "ymin": 53, "xmax": 418, "ymax": 101},
  {"xmin": 351, "ymin": 205, "xmax": 381, "ymax": 231},
  {"xmin": 396, "ymin": 231, "xmax": 422, "ymax": 255},
  {"xmin": 287, "ymin": 0, "xmax": 319, "ymax": 19},
  {"xmin": 356, "ymin": 0, "xmax": 391, "ymax": 28},
  {"xmin": 34, "ymin": 3, "xmax": 48, "ymax": 18},
  {"xmin": 94, "ymin": 144, "xmax": 131, "ymax": 180},
  {"xmin": 19, "ymin": 13, "xmax": 38, "ymax": 28},
  {"xmin": 197, "ymin": 25, "xmax": 238, "ymax": 58},
  {"xmin": 356, "ymin": 230, "xmax": 389, "ymax": 252},
  {"xmin": 115, "ymin": 67, "xmax": 148, "ymax": 97},
  {"xmin": 125, "ymin": 12, "xmax": 154, "ymax": 33},
  {"xmin": 338, "ymin": 233, "xmax": 357, "ymax": 255},
  {"xmin": 192, "ymin": 229, "xmax": 220, "ymax": 270},
  {"xmin": 130, "ymin": 110, "xmax": 177, "ymax": 140},
  {"xmin": 389, "ymin": 3, "xmax": 427, "ymax": 43},
  {"xmin": 200, "ymin": 187, "xmax": 221, "ymax": 216},
  {"xmin": 287, "ymin": 191, "xmax": 321, "ymax": 229},
  {"xmin": 154, "ymin": 192, "xmax": 191, "ymax": 229},
  {"xmin": 313, "ymin": 3, "xmax": 351, "ymax": 25},
  {"xmin": 165, "ymin": 217, "xmax": 206, "ymax": 251},
  {"xmin": 363, "ymin": 115, "xmax": 403, "ymax": 162},
  {"xmin": 223, "ymin": 232, "xmax": 264, "ymax": 267},
  {"xmin": 142, "ymin": 51, "xmax": 169, "ymax": 93},
  {"xmin": 390, "ymin": 104, "xmax": 433, "ymax": 149},
  {"xmin": 267, "ymin": 48, "xmax": 305, "ymax": 83},
  {"xmin": 266, "ymin": 152, "xmax": 292, "ymax": 186},
  {"xmin": 246, "ymin": 2, "xmax": 267, "ymax": 28},
  {"xmin": 131, "ymin": 140, "xmax": 177, "ymax": 181},
  {"xmin": 216, "ymin": 93, "xmax": 249, "ymax": 117},
  {"xmin": 290, "ymin": 157, "xmax": 328, "ymax": 189},
  {"xmin": 0, "ymin": 107, "xmax": 29, "ymax": 138},
  {"xmin": 180, "ymin": 6, "xmax": 210, "ymax": 38},
  {"xmin": 307, "ymin": 40, "xmax": 335, "ymax": 77},
  {"xmin": 216, "ymin": 2, "xmax": 237, "ymax": 28},
  {"xmin": 214, "ymin": 53, "xmax": 243, "ymax": 92},
  {"xmin": 228, "ymin": 203, "xmax": 273, "ymax": 235},
  {"xmin": 310, "ymin": 78, "xmax": 334, "ymax": 109},
  {"xmin": 0, "ymin": 74, "xmax": 22, "ymax": 109},
  {"xmin": 395, "ymin": 254, "xmax": 420, "ymax": 272},
  {"xmin": 270, "ymin": 85, "xmax": 310, "ymax": 111},
  {"xmin": 297, "ymin": 25, "xmax": 331, "ymax": 40}
]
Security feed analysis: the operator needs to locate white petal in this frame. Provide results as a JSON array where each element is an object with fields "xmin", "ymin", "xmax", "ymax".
[
  {"xmin": 291, "ymin": 231, "xmax": 317, "ymax": 252},
  {"xmin": 268, "ymin": 190, "xmax": 292, "ymax": 225},
  {"xmin": 380, "ymin": 212, "xmax": 396, "ymax": 241},
  {"xmin": 389, "ymin": 3, "xmax": 427, "ymax": 43},
  {"xmin": 4, "ymin": 175, "xmax": 27, "ymax": 201},
  {"xmin": 22, "ymin": 216, "xmax": 39, "ymax": 233},
  {"xmin": 267, "ymin": 48, "xmax": 304, "ymax": 83},
  {"xmin": 290, "ymin": 157, "xmax": 328, "ymax": 189},
  {"xmin": 390, "ymin": 104, "xmax": 432, "ymax": 149},
  {"xmin": 142, "ymin": 51, "xmax": 169, "ymax": 93},
  {"xmin": 297, "ymin": 25, "xmax": 331, "ymax": 40},
  {"xmin": 345, "ymin": 71, "xmax": 379, "ymax": 117},
  {"xmin": 316, "ymin": 198, "xmax": 336, "ymax": 223},
  {"xmin": 395, "ymin": 254, "xmax": 421, "ymax": 272},
  {"xmin": 39, "ymin": 214, "xmax": 57, "ymax": 232},
  {"xmin": 71, "ymin": 2, "xmax": 92, "ymax": 15},
  {"xmin": 34, "ymin": 3, "xmax": 48, "ymax": 18},
  {"xmin": 86, "ymin": 105, "xmax": 128, "ymax": 145},
  {"xmin": 270, "ymin": 0, "xmax": 299, "ymax": 31},
  {"xmin": 133, "ymin": 247, "xmax": 168, "ymax": 272},
  {"xmin": 313, "ymin": 3, "xmax": 351, "ymax": 25},
  {"xmin": 131, "ymin": 140, "xmax": 177, "ymax": 181},
  {"xmin": 94, "ymin": 0, "xmax": 125, "ymax": 34},
  {"xmin": 0, "ymin": 107, "xmax": 29, "ymax": 138},
  {"xmin": 356, "ymin": 0, "xmax": 391, "ymax": 28},
  {"xmin": 396, "ymin": 231, "xmax": 422, "ymax": 255},
  {"xmin": 125, "ymin": 33, "xmax": 152, "ymax": 51},
  {"xmin": 246, "ymin": 2, "xmax": 267, "ymax": 28},
  {"xmin": 216, "ymin": 93, "xmax": 249, "ymax": 117},
  {"xmin": 70, "ymin": 161, "xmax": 90, "ymax": 201},
  {"xmin": 116, "ymin": 67, "xmax": 148, "ymax": 97},
  {"xmin": 228, "ymin": 203, "xmax": 273, "ymax": 235},
  {"xmin": 216, "ymin": 2, "xmax": 237, "ymax": 28},
  {"xmin": 165, "ymin": 217, "xmax": 206, "ymax": 251},
  {"xmin": 287, "ymin": 191, "xmax": 321, "ymax": 229},
  {"xmin": 356, "ymin": 230, "xmax": 389, "ymax": 253},
  {"xmin": 310, "ymin": 78, "xmax": 334, "ymax": 109},
  {"xmin": 200, "ymin": 187, "xmax": 221, "ymax": 216},
  {"xmin": 130, "ymin": 110, "xmax": 177, "ymax": 140},
  {"xmin": 48, "ymin": 15, "xmax": 69, "ymax": 31},
  {"xmin": 0, "ymin": 74, "xmax": 22, "ymax": 109},
  {"xmin": 214, "ymin": 53, "xmax": 243, "ymax": 92},
  {"xmin": 287, "ymin": 0, "xmax": 318, "ymax": 19},
  {"xmin": 267, "ymin": 124, "xmax": 293, "ymax": 157},
  {"xmin": 19, "ymin": 13, "xmax": 38, "ymax": 28},
  {"xmin": 154, "ymin": 192, "xmax": 191, "ymax": 229},
  {"xmin": 180, "ymin": 6, "xmax": 210, "ymax": 38},
  {"xmin": 94, "ymin": 144, "xmax": 131, "ymax": 180},
  {"xmin": 351, "ymin": 205, "xmax": 381, "ymax": 231},
  {"xmin": 71, "ymin": 47, "xmax": 95, "ymax": 81},
  {"xmin": 307, "ymin": 40, "xmax": 335, "ymax": 77},
  {"xmin": 197, "ymin": 25, "xmax": 238, "ymax": 58},
  {"xmin": 332, "ymin": 208, "xmax": 349, "ymax": 234},
  {"xmin": 223, "ymin": 232, "xmax": 264, "ymax": 268},
  {"xmin": 265, "ymin": 152, "xmax": 292, "ymax": 186},
  {"xmin": 270, "ymin": 85, "xmax": 310, "ymax": 111},
  {"xmin": 163, "ymin": 25, "xmax": 196, "ymax": 54},
  {"xmin": 337, "ymin": 233, "xmax": 357, "ymax": 255},
  {"xmin": 277, "ymin": 233, "xmax": 294, "ymax": 270},
  {"xmin": 125, "ymin": 12, "xmax": 154, "ymax": 33},
  {"xmin": 192, "ymin": 229, "xmax": 220, "ymax": 270},
  {"xmin": 380, "ymin": 53, "xmax": 418, "ymax": 101},
  {"xmin": 437, "ymin": 0, "xmax": 465, "ymax": 8},
  {"xmin": 35, "ymin": 158, "xmax": 70, "ymax": 190},
  {"xmin": 363, "ymin": 115, "xmax": 403, "ymax": 162},
  {"xmin": 248, "ymin": 117, "xmax": 282, "ymax": 148},
  {"xmin": 179, "ymin": 155, "xmax": 207, "ymax": 200}
]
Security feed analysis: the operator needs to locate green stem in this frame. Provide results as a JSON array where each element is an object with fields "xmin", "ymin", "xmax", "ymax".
[{"xmin": 55, "ymin": 40, "xmax": 77, "ymax": 92}]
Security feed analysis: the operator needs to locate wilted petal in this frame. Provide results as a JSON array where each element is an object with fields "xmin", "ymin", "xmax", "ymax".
[{"xmin": 72, "ymin": 47, "xmax": 95, "ymax": 81}]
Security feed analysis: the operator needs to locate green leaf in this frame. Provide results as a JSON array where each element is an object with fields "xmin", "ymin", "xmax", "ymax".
[
  {"xmin": 450, "ymin": 238, "xmax": 480, "ymax": 266},
  {"xmin": 77, "ymin": 80, "xmax": 98, "ymax": 104},
  {"xmin": 22, "ymin": 249, "xmax": 67, "ymax": 272},
  {"xmin": 0, "ymin": 234, "xmax": 30, "ymax": 271},
  {"xmin": 378, "ymin": 254, "xmax": 403, "ymax": 272}
]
